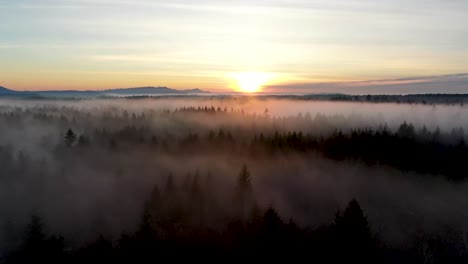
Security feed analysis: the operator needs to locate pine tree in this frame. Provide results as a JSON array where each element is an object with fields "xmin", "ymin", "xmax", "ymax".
[
  {"xmin": 64, "ymin": 128, "xmax": 77, "ymax": 147},
  {"xmin": 24, "ymin": 215, "xmax": 46, "ymax": 250},
  {"xmin": 235, "ymin": 165, "xmax": 256, "ymax": 220},
  {"xmin": 334, "ymin": 199, "xmax": 376, "ymax": 263},
  {"xmin": 237, "ymin": 165, "xmax": 252, "ymax": 192}
]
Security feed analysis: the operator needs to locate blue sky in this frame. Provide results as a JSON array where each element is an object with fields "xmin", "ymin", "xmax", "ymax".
[{"xmin": 0, "ymin": 0, "xmax": 467, "ymax": 92}]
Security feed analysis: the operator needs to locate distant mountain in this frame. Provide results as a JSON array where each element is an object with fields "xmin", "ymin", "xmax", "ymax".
[
  {"xmin": 0, "ymin": 86, "xmax": 24, "ymax": 95},
  {"xmin": 104, "ymin": 87, "xmax": 210, "ymax": 95},
  {"xmin": 0, "ymin": 86, "xmax": 210, "ymax": 98},
  {"xmin": 183, "ymin": 88, "xmax": 210, "ymax": 94}
]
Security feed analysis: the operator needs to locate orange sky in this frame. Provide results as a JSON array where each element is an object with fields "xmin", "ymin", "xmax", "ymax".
[{"xmin": 1, "ymin": 0, "xmax": 467, "ymax": 92}]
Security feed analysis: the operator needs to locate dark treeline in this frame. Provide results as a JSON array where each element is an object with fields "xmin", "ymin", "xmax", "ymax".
[
  {"xmin": 61, "ymin": 107, "xmax": 467, "ymax": 180},
  {"xmin": 81, "ymin": 121, "xmax": 468, "ymax": 180},
  {"xmin": 250, "ymin": 123, "xmax": 467, "ymax": 181},
  {"xmin": 1, "ymin": 100, "xmax": 468, "ymax": 263},
  {"xmin": 3, "ymin": 93, "xmax": 468, "ymax": 105},
  {"xmin": 4, "ymin": 166, "xmax": 467, "ymax": 263},
  {"xmin": 287, "ymin": 94, "xmax": 468, "ymax": 105}
]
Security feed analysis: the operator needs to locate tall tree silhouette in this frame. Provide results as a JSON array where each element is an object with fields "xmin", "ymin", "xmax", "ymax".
[
  {"xmin": 64, "ymin": 128, "xmax": 77, "ymax": 147},
  {"xmin": 333, "ymin": 199, "xmax": 377, "ymax": 263},
  {"xmin": 23, "ymin": 215, "xmax": 46, "ymax": 257},
  {"xmin": 9, "ymin": 215, "xmax": 66, "ymax": 263},
  {"xmin": 261, "ymin": 207, "xmax": 284, "ymax": 246},
  {"xmin": 234, "ymin": 165, "xmax": 257, "ymax": 221}
]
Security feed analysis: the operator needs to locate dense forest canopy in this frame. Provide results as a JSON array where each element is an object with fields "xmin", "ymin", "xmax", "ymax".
[{"xmin": 0, "ymin": 97, "xmax": 467, "ymax": 263}]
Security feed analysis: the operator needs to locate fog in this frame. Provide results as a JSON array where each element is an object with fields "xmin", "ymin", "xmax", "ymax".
[
  {"xmin": 2, "ymin": 97, "xmax": 467, "ymax": 131},
  {"xmin": 0, "ymin": 97, "xmax": 467, "ymax": 254}
]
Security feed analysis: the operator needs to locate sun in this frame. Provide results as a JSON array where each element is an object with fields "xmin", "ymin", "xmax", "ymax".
[{"xmin": 231, "ymin": 72, "xmax": 271, "ymax": 93}]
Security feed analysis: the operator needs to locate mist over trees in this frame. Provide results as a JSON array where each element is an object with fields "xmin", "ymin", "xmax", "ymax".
[{"xmin": 0, "ymin": 97, "xmax": 468, "ymax": 263}]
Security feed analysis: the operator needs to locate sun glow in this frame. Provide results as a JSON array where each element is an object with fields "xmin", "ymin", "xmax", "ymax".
[{"xmin": 231, "ymin": 72, "xmax": 272, "ymax": 93}]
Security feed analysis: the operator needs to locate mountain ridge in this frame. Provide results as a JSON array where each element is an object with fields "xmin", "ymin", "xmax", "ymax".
[
  {"xmin": 0, "ymin": 86, "xmax": 210, "ymax": 97},
  {"xmin": 0, "ymin": 86, "xmax": 23, "ymax": 94},
  {"xmin": 104, "ymin": 86, "xmax": 209, "ymax": 95}
]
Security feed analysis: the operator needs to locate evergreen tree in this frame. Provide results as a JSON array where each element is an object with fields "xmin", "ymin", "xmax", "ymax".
[
  {"xmin": 235, "ymin": 165, "xmax": 256, "ymax": 220},
  {"xmin": 334, "ymin": 199, "xmax": 376, "ymax": 263},
  {"xmin": 11, "ymin": 214, "xmax": 66, "ymax": 263},
  {"xmin": 24, "ymin": 215, "xmax": 46, "ymax": 253},
  {"xmin": 237, "ymin": 165, "xmax": 252, "ymax": 194},
  {"xmin": 64, "ymin": 128, "xmax": 77, "ymax": 147}
]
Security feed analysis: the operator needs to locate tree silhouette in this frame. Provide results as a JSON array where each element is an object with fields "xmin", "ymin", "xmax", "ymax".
[
  {"xmin": 238, "ymin": 165, "xmax": 251, "ymax": 191},
  {"xmin": 334, "ymin": 199, "xmax": 377, "ymax": 263},
  {"xmin": 235, "ymin": 165, "xmax": 256, "ymax": 220},
  {"xmin": 262, "ymin": 207, "xmax": 283, "ymax": 241},
  {"xmin": 9, "ymin": 214, "xmax": 67, "ymax": 263},
  {"xmin": 397, "ymin": 121, "xmax": 416, "ymax": 138},
  {"xmin": 136, "ymin": 205, "xmax": 157, "ymax": 244},
  {"xmin": 24, "ymin": 215, "xmax": 46, "ymax": 254},
  {"xmin": 64, "ymin": 128, "xmax": 77, "ymax": 147}
]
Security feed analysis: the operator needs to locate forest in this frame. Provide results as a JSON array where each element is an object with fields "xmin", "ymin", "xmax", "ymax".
[{"xmin": 0, "ymin": 97, "xmax": 468, "ymax": 263}]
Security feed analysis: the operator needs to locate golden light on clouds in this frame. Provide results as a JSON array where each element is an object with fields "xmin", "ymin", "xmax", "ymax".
[{"xmin": 1, "ymin": 1, "xmax": 467, "ymax": 91}]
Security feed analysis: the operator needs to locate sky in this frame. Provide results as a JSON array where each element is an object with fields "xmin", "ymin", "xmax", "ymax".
[{"xmin": 0, "ymin": 0, "xmax": 468, "ymax": 93}]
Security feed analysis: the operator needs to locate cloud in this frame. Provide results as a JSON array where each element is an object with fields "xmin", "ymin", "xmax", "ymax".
[
  {"xmin": 265, "ymin": 73, "xmax": 468, "ymax": 95},
  {"xmin": 11, "ymin": 0, "xmax": 253, "ymax": 14}
]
